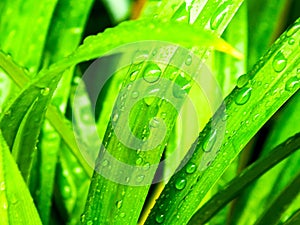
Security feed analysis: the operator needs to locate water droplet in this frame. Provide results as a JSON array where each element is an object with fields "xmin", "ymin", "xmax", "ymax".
[
  {"xmin": 62, "ymin": 185, "xmax": 71, "ymax": 199},
  {"xmin": 285, "ymin": 76, "xmax": 300, "ymax": 92},
  {"xmin": 136, "ymin": 175, "xmax": 145, "ymax": 183},
  {"xmin": 112, "ymin": 113, "xmax": 119, "ymax": 122},
  {"xmin": 120, "ymin": 212, "xmax": 126, "ymax": 218},
  {"xmin": 116, "ymin": 200, "xmax": 123, "ymax": 209},
  {"xmin": 155, "ymin": 214, "xmax": 165, "ymax": 223},
  {"xmin": 286, "ymin": 22, "xmax": 300, "ymax": 37},
  {"xmin": 41, "ymin": 87, "xmax": 50, "ymax": 96},
  {"xmin": 143, "ymin": 162, "xmax": 150, "ymax": 170},
  {"xmin": 149, "ymin": 117, "xmax": 160, "ymax": 128},
  {"xmin": 125, "ymin": 177, "xmax": 130, "ymax": 183},
  {"xmin": 235, "ymin": 87, "xmax": 252, "ymax": 105},
  {"xmin": 185, "ymin": 162, "xmax": 197, "ymax": 174},
  {"xmin": 288, "ymin": 38, "xmax": 295, "ymax": 45},
  {"xmin": 210, "ymin": 2, "xmax": 230, "ymax": 30},
  {"xmin": 143, "ymin": 63, "xmax": 162, "ymax": 83},
  {"xmin": 80, "ymin": 214, "xmax": 86, "ymax": 223},
  {"xmin": 175, "ymin": 178, "xmax": 187, "ymax": 190},
  {"xmin": 130, "ymin": 70, "xmax": 139, "ymax": 81},
  {"xmin": 101, "ymin": 159, "xmax": 109, "ymax": 167},
  {"xmin": 173, "ymin": 72, "xmax": 191, "ymax": 98},
  {"xmin": 272, "ymin": 51, "xmax": 287, "ymax": 72},
  {"xmin": 185, "ymin": 55, "xmax": 192, "ymax": 66},
  {"xmin": 253, "ymin": 114, "xmax": 260, "ymax": 121},
  {"xmin": 222, "ymin": 113, "xmax": 228, "ymax": 121},
  {"xmin": 133, "ymin": 50, "xmax": 149, "ymax": 64},
  {"xmin": 87, "ymin": 221, "xmax": 93, "ymax": 225},
  {"xmin": 202, "ymin": 130, "xmax": 217, "ymax": 152},
  {"xmin": 160, "ymin": 112, "xmax": 167, "ymax": 119},
  {"xmin": 136, "ymin": 157, "xmax": 143, "ymax": 165},
  {"xmin": 132, "ymin": 91, "xmax": 139, "ymax": 98},
  {"xmin": 237, "ymin": 74, "xmax": 250, "ymax": 88},
  {"xmin": 0, "ymin": 182, "xmax": 5, "ymax": 191}
]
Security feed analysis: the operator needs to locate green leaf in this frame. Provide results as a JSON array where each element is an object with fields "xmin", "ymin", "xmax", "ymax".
[
  {"xmin": 0, "ymin": 51, "xmax": 62, "ymax": 182},
  {"xmin": 0, "ymin": 50, "xmax": 92, "ymax": 177},
  {"xmin": 247, "ymin": 0, "xmax": 290, "ymax": 69},
  {"xmin": 282, "ymin": 209, "xmax": 300, "ymax": 225},
  {"xmin": 232, "ymin": 91, "xmax": 300, "ymax": 225},
  {"xmin": 188, "ymin": 132, "xmax": 300, "ymax": 224},
  {"xmin": 0, "ymin": 131, "xmax": 42, "ymax": 225},
  {"xmin": 0, "ymin": 0, "xmax": 58, "ymax": 73},
  {"xmin": 145, "ymin": 17, "xmax": 300, "ymax": 225},
  {"xmin": 254, "ymin": 171, "xmax": 300, "ymax": 225},
  {"xmin": 45, "ymin": 18, "xmax": 243, "ymax": 76},
  {"xmin": 34, "ymin": 0, "xmax": 94, "ymax": 223}
]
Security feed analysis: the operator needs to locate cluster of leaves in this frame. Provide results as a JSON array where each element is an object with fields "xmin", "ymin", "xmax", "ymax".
[{"xmin": 0, "ymin": 0, "xmax": 299, "ymax": 225}]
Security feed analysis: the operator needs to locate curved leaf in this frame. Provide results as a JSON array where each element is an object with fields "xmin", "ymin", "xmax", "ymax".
[
  {"xmin": 0, "ymin": 131, "xmax": 42, "ymax": 225},
  {"xmin": 145, "ymin": 17, "xmax": 300, "ymax": 225}
]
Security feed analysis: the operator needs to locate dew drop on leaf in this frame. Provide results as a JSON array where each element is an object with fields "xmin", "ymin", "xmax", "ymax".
[
  {"xmin": 210, "ymin": 1, "xmax": 230, "ymax": 30},
  {"xmin": 185, "ymin": 162, "xmax": 197, "ymax": 174},
  {"xmin": 185, "ymin": 55, "xmax": 192, "ymax": 66},
  {"xmin": 285, "ymin": 76, "xmax": 300, "ymax": 92},
  {"xmin": 0, "ymin": 182, "xmax": 5, "ymax": 191},
  {"xmin": 133, "ymin": 50, "xmax": 149, "ymax": 64},
  {"xmin": 120, "ymin": 212, "xmax": 126, "ymax": 218},
  {"xmin": 132, "ymin": 91, "xmax": 139, "ymax": 98},
  {"xmin": 235, "ymin": 87, "xmax": 252, "ymax": 105},
  {"xmin": 286, "ymin": 22, "xmax": 300, "ymax": 37},
  {"xmin": 112, "ymin": 113, "xmax": 119, "ymax": 122},
  {"xmin": 155, "ymin": 214, "xmax": 165, "ymax": 223},
  {"xmin": 80, "ymin": 214, "xmax": 86, "ymax": 223},
  {"xmin": 288, "ymin": 38, "xmax": 295, "ymax": 45},
  {"xmin": 150, "ymin": 117, "xmax": 160, "ymax": 128},
  {"xmin": 136, "ymin": 157, "xmax": 143, "ymax": 165},
  {"xmin": 41, "ymin": 87, "xmax": 50, "ymax": 96},
  {"xmin": 87, "ymin": 220, "xmax": 93, "ymax": 225},
  {"xmin": 143, "ymin": 63, "xmax": 162, "ymax": 83},
  {"xmin": 175, "ymin": 178, "xmax": 187, "ymax": 190},
  {"xmin": 136, "ymin": 175, "xmax": 145, "ymax": 183},
  {"xmin": 236, "ymin": 74, "xmax": 250, "ymax": 88},
  {"xmin": 101, "ymin": 159, "xmax": 109, "ymax": 167},
  {"xmin": 130, "ymin": 70, "xmax": 139, "ymax": 81},
  {"xmin": 173, "ymin": 72, "xmax": 191, "ymax": 98},
  {"xmin": 202, "ymin": 130, "xmax": 217, "ymax": 152},
  {"xmin": 160, "ymin": 112, "xmax": 167, "ymax": 119},
  {"xmin": 116, "ymin": 200, "xmax": 122, "ymax": 209},
  {"xmin": 272, "ymin": 51, "xmax": 287, "ymax": 72},
  {"xmin": 143, "ymin": 162, "xmax": 150, "ymax": 170}
]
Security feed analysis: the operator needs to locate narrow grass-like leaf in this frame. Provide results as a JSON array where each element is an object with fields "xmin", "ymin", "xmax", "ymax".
[
  {"xmin": 0, "ymin": 131, "xmax": 42, "ymax": 225},
  {"xmin": 45, "ymin": 19, "xmax": 243, "ymax": 76},
  {"xmin": 0, "ymin": 54, "xmax": 62, "ymax": 182},
  {"xmin": 188, "ymin": 132, "xmax": 300, "ymax": 224},
  {"xmin": 282, "ymin": 209, "xmax": 300, "ymax": 225},
  {"xmin": 145, "ymin": 17, "xmax": 300, "ymax": 225},
  {"xmin": 0, "ymin": 0, "xmax": 57, "ymax": 73},
  {"xmin": 247, "ymin": 0, "xmax": 290, "ymax": 69},
  {"xmin": 79, "ymin": 2, "xmax": 244, "ymax": 224},
  {"xmin": 214, "ymin": 2, "xmax": 248, "ymax": 96},
  {"xmin": 254, "ymin": 171, "xmax": 300, "ymax": 225},
  {"xmin": 232, "ymin": 91, "xmax": 300, "ymax": 225},
  {"xmin": 35, "ymin": 0, "xmax": 94, "ymax": 223},
  {"xmin": 0, "ymin": 51, "xmax": 92, "ymax": 176}
]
